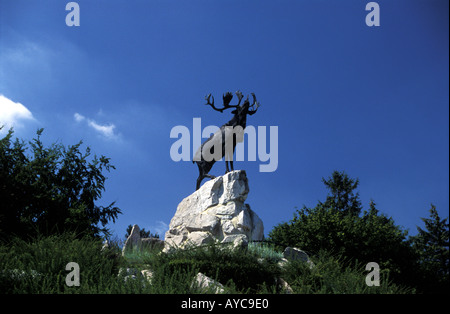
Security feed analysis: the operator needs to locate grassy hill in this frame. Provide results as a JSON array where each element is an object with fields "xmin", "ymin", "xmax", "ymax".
[{"xmin": 0, "ymin": 233, "xmax": 411, "ymax": 294}]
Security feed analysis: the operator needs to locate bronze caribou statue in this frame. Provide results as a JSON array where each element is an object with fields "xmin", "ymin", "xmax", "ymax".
[{"xmin": 193, "ymin": 91, "xmax": 260, "ymax": 190}]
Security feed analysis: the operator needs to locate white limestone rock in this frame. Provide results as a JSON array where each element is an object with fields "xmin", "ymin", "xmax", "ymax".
[
  {"xmin": 193, "ymin": 272, "xmax": 225, "ymax": 294},
  {"xmin": 164, "ymin": 170, "xmax": 264, "ymax": 252},
  {"xmin": 122, "ymin": 224, "xmax": 141, "ymax": 256}
]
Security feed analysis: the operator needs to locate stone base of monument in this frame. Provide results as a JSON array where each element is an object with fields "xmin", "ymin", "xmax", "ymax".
[{"xmin": 164, "ymin": 170, "xmax": 264, "ymax": 252}]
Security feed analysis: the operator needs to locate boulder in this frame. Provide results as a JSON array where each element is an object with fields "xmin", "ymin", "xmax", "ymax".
[
  {"xmin": 283, "ymin": 247, "xmax": 315, "ymax": 269},
  {"xmin": 118, "ymin": 268, "xmax": 139, "ymax": 281},
  {"xmin": 193, "ymin": 272, "xmax": 225, "ymax": 294},
  {"xmin": 141, "ymin": 269, "xmax": 154, "ymax": 284},
  {"xmin": 122, "ymin": 224, "xmax": 165, "ymax": 256},
  {"xmin": 164, "ymin": 170, "xmax": 264, "ymax": 252},
  {"xmin": 277, "ymin": 277, "xmax": 294, "ymax": 294},
  {"xmin": 221, "ymin": 234, "xmax": 248, "ymax": 249},
  {"xmin": 122, "ymin": 224, "xmax": 141, "ymax": 255},
  {"xmin": 118, "ymin": 268, "xmax": 153, "ymax": 285},
  {"xmin": 283, "ymin": 247, "xmax": 309, "ymax": 262},
  {"xmin": 141, "ymin": 237, "xmax": 165, "ymax": 250}
]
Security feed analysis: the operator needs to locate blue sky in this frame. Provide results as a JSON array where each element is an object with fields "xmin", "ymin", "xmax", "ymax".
[{"xmin": 1, "ymin": 0, "xmax": 448, "ymax": 239}]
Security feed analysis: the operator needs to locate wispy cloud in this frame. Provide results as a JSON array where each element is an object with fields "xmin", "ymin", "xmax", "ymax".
[
  {"xmin": 74, "ymin": 112, "xmax": 85, "ymax": 123},
  {"xmin": 0, "ymin": 34, "xmax": 88, "ymax": 95},
  {"xmin": 0, "ymin": 94, "xmax": 36, "ymax": 132},
  {"xmin": 74, "ymin": 112, "xmax": 120, "ymax": 140},
  {"xmin": 149, "ymin": 221, "xmax": 169, "ymax": 239},
  {"xmin": 87, "ymin": 120, "xmax": 117, "ymax": 139}
]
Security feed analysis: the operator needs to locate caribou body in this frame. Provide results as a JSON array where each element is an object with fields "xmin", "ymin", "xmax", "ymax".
[{"xmin": 193, "ymin": 91, "xmax": 260, "ymax": 190}]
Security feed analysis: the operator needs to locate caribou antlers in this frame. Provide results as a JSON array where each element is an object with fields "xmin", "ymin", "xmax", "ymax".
[
  {"xmin": 204, "ymin": 91, "xmax": 247, "ymax": 113},
  {"xmin": 248, "ymin": 93, "xmax": 260, "ymax": 115}
]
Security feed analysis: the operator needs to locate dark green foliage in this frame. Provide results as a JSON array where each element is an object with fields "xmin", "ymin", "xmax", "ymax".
[
  {"xmin": 0, "ymin": 233, "xmax": 409, "ymax": 294},
  {"xmin": 322, "ymin": 170, "xmax": 362, "ymax": 216},
  {"xmin": 281, "ymin": 250, "xmax": 410, "ymax": 294},
  {"xmin": 0, "ymin": 233, "xmax": 124, "ymax": 293},
  {"xmin": 0, "ymin": 128, "xmax": 121, "ymax": 241},
  {"xmin": 269, "ymin": 202, "xmax": 412, "ymax": 279},
  {"xmin": 411, "ymin": 204, "xmax": 449, "ymax": 293},
  {"xmin": 0, "ymin": 233, "xmax": 199, "ymax": 294},
  {"xmin": 268, "ymin": 171, "xmax": 415, "ymax": 289},
  {"xmin": 144, "ymin": 243, "xmax": 280, "ymax": 293}
]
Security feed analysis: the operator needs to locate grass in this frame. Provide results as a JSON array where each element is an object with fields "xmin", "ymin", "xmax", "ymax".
[
  {"xmin": 248, "ymin": 241, "xmax": 284, "ymax": 262},
  {"xmin": 0, "ymin": 233, "xmax": 413, "ymax": 294}
]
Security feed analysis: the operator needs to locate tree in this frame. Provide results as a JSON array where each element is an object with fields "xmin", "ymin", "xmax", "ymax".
[
  {"xmin": 0, "ymin": 128, "xmax": 121, "ymax": 241},
  {"xmin": 411, "ymin": 204, "xmax": 449, "ymax": 293},
  {"xmin": 124, "ymin": 224, "xmax": 159, "ymax": 239},
  {"xmin": 268, "ymin": 171, "xmax": 414, "ymax": 288},
  {"xmin": 322, "ymin": 170, "xmax": 362, "ymax": 216}
]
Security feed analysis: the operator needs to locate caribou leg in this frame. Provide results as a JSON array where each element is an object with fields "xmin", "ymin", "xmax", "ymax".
[
  {"xmin": 196, "ymin": 176, "xmax": 203, "ymax": 190},
  {"xmin": 196, "ymin": 174, "xmax": 217, "ymax": 190},
  {"xmin": 196, "ymin": 161, "xmax": 217, "ymax": 190}
]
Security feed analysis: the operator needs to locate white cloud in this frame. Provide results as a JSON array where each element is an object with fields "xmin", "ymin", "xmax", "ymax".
[
  {"xmin": 88, "ymin": 120, "xmax": 116, "ymax": 139},
  {"xmin": 74, "ymin": 112, "xmax": 85, "ymax": 122},
  {"xmin": 74, "ymin": 112, "xmax": 119, "ymax": 140},
  {"xmin": 0, "ymin": 94, "xmax": 35, "ymax": 132}
]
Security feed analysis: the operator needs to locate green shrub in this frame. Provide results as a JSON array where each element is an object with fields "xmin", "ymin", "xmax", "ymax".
[
  {"xmin": 268, "ymin": 171, "xmax": 415, "ymax": 289},
  {"xmin": 281, "ymin": 250, "xmax": 413, "ymax": 294},
  {"xmin": 144, "ymin": 243, "xmax": 280, "ymax": 293},
  {"xmin": 0, "ymin": 233, "xmax": 124, "ymax": 293},
  {"xmin": 0, "ymin": 129, "xmax": 121, "ymax": 242}
]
